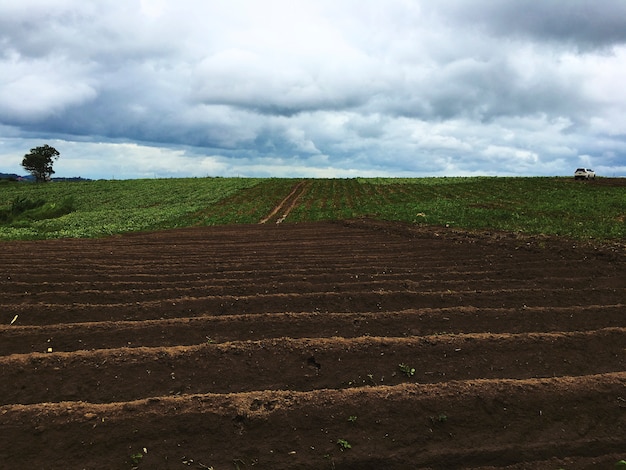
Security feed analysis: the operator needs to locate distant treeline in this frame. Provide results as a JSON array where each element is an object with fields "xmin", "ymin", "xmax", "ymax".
[{"xmin": 0, "ymin": 173, "xmax": 91, "ymax": 182}]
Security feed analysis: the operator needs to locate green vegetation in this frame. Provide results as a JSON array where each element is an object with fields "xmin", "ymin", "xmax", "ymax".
[
  {"xmin": 21, "ymin": 144, "xmax": 60, "ymax": 183},
  {"xmin": 430, "ymin": 413, "xmax": 448, "ymax": 424},
  {"xmin": 0, "ymin": 195, "xmax": 75, "ymax": 224},
  {"xmin": 336, "ymin": 438, "xmax": 352, "ymax": 450},
  {"xmin": 0, "ymin": 177, "xmax": 624, "ymax": 240},
  {"xmin": 129, "ymin": 451, "xmax": 143, "ymax": 466},
  {"xmin": 398, "ymin": 363, "xmax": 416, "ymax": 377},
  {"xmin": 0, "ymin": 178, "xmax": 263, "ymax": 239}
]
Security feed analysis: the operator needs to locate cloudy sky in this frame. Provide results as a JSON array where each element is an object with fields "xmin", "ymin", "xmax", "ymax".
[{"xmin": 1, "ymin": 0, "xmax": 626, "ymax": 179}]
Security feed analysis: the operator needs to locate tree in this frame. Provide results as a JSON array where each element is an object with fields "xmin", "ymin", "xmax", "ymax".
[{"xmin": 21, "ymin": 145, "xmax": 60, "ymax": 183}]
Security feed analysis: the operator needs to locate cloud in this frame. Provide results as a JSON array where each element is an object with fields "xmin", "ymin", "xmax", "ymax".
[
  {"xmin": 190, "ymin": 48, "xmax": 377, "ymax": 116},
  {"xmin": 0, "ymin": 0, "xmax": 625, "ymax": 178},
  {"xmin": 429, "ymin": 0, "xmax": 626, "ymax": 50},
  {"xmin": 0, "ymin": 52, "xmax": 97, "ymax": 122}
]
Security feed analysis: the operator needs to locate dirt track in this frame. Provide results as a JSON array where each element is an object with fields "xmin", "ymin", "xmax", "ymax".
[{"xmin": 1, "ymin": 219, "xmax": 625, "ymax": 469}]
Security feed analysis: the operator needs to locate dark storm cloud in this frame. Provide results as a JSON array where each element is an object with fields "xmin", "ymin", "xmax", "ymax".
[
  {"xmin": 373, "ymin": 55, "xmax": 595, "ymax": 124},
  {"xmin": 432, "ymin": 0, "xmax": 626, "ymax": 49}
]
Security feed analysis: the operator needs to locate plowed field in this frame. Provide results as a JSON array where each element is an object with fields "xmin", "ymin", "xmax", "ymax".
[{"xmin": 1, "ymin": 219, "xmax": 625, "ymax": 469}]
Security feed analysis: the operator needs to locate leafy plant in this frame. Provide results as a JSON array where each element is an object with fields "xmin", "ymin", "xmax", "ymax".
[
  {"xmin": 336, "ymin": 438, "xmax": 352, "ymax": 451},
  {"xmin": 347, "ymin": 415, "xmax": 357, "ymax": 423},
  {"xmin": 0, "ymin": 196, "xmax": 43, "ymax": 222},
  {"xmin": 129, "ymin": 452, "xmax": 143, "ymax": 465},
  {"xmin": 398, "ymin": 363, "xmax": 415, "ymax": 377},
  {"xmin": 0, "ymin": 195, "xmax": 75, "ymax": 225},
  {"xmin": 430, "ymin": 413, "xmax": 448, "ymax": 424}
]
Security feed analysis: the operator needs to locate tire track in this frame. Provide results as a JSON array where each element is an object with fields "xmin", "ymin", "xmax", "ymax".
[{"xmin": 259, "ymin": 180, "xmax": 309, "ymax": 224}]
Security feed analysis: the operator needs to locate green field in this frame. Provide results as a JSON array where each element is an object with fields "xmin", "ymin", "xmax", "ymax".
[{"xmin": 0, "ymin": 177, "xmax": 624, "ymax": 241}]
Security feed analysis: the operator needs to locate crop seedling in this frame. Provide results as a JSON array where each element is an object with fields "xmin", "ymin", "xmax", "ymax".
[
  {"xmin": 398, "ymin": 363, "xmax": 415, "ymax": 377},
  {"xmin": 129, "ymin": 452, "xmax": 143, "ymax": 466},
  {"xmin": 430, "ymin": 413, "xmax": 448, "ymax": 424},
  {"xmin": 348, "ymin": 415, "xmax": 357, "ymax": 423},
  {"xmin": 336, "ymin": 438, "xmax": 352, "ymax": 451}
]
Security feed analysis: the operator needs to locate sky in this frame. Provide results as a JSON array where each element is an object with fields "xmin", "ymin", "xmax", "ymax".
[{"xmin": 1, "ymin": 0, "xmax": 626, "ymax": 179}]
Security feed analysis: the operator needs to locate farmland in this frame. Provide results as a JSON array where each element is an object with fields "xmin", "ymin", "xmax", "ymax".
[
  {"xmin": 0, "ymin": 177, "xmax": 625, "ymax": 468},
  {"xmin": 0, "ymin": 176, "xmax": 624, "ymax": 240}
]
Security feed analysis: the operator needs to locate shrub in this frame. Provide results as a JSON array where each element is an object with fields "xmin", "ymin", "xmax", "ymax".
[{"xmin": 0, "ymin": 196, "xmax": 74, "ymax": 224}]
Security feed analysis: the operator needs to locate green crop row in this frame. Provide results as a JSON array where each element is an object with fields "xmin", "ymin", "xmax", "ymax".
[
  {"xmin": 284, "ymin": 177, "xmax": 624, "ymax": 240},
  {"xmin": 0, "ymin": 177, "xmax": 623, "ymax": 241},
  {"xmin": 333, "ymin": 178, "xmax": 624, "ymax": 239},
  {"xmin": 0, "ymin": 178, "xmax": 263, "ymax": 239}
]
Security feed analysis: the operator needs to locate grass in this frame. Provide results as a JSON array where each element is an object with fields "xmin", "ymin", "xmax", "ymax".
[{"xmin": 0, "ymin": 177, "xmax": 623, "ymax": 241}]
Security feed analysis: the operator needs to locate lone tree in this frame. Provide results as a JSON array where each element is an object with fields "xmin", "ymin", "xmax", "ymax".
[{"xmin": 21, "ymin": 144, "xmax": 60, "ymax": 183}]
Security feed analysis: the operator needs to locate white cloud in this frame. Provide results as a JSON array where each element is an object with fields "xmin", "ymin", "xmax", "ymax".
[
  {"xmin": 0, "ymin": 0, "xmax": 625, "ymax": 179},
  {"xmin": 0, "ymin": 54, "xmax": 96, "ymax": 121}
]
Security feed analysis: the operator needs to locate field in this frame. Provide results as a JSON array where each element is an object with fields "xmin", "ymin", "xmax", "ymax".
[
  {"xmin": 0, "ymin": 177, "xmax": 624, "ymax": 240},
  {"xmin": 0, "ymin": 178, "xmax": 625, "ymax": 468}
]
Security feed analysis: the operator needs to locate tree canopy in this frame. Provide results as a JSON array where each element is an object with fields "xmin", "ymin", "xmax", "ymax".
[{"xmin": 21, "ymin": 145, "xmax": 60, "ymax": 183}]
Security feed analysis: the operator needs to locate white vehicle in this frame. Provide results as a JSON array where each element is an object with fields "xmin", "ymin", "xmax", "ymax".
[{"xmin": 574, "ymin": 168, "xmax": 596, "ymax": 180}]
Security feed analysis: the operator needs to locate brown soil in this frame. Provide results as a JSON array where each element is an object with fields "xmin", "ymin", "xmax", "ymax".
[
  {"xmin": 0, "ymin": 219, "xmax": 625, "ymax": 469},
  {"xmin": 578, "ymin": 177, "xmax": 626, "ymax": 187}
]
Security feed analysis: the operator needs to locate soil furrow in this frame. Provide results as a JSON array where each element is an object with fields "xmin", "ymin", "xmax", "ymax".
[
  {"xmin": 3, "ymin": 287, "xmax": 624, "ymax": 326},
  {"xmin": 0, "ymin": 219, "xmax": 624, "ymax": 468},
  {"xmin": 1, "ymin": 373, "xmax": 625, "ymax": 469},
  {"xmin": 1, "ymin": 276, "xmax": 612, "ymax": 305},
  {"xmin": 2, "ymin": 328, "xmax": 625, "ymax": 405},
  {"xmin": 4, "ymin": 264, "xmax": 603, "ymax": 292},
  {"xmin": 1, "ymin": 305, "xmax": 625, "ymax": 355}
]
